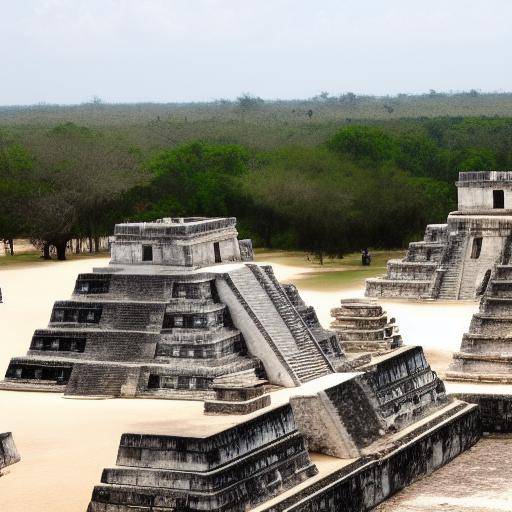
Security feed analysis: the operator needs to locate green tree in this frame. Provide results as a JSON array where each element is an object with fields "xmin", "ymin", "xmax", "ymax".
[{"xmin": 327, "ymin": 126, "xmax": 398, "ymax": 164}]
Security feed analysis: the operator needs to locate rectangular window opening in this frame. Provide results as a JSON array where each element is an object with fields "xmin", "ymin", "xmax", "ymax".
[
  {"xmin": 213, "ymin": 242, "xmax": 221, "ymax": 263},
  {"xmin": 142, "ymin": 245, "xmax": 153, "ymax": 261},
  {"xmin": 493, "ymin": 190, "xmax": 505, "ymax": 209},
  {"xmin": 471, "ymin": 237, "xmax": 483, "ymax": 259}
]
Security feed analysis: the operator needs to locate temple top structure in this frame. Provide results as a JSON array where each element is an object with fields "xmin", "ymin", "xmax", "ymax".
[
  {"xmin": 457, "ymin": 171, "xmax": 512, "ymax": 212},
  {"xmin": 110, "ymin": 216, "xmax": 251, "ymax": 267}
]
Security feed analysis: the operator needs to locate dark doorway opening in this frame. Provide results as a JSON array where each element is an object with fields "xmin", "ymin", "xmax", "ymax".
[
  {"xmin": 213, "ymin": 242, "xmax": 222, "ymax": 263},
  {"xmin": 142, "ymin": 245, "xmax": 153, "ymax": 261},
  {"xmin": 493, "ymin": 190, "xmax": 505, "ymax": 209},
  {"xmin": 471, "ymin": 237, "xmax": 483, "ymax": 259}
]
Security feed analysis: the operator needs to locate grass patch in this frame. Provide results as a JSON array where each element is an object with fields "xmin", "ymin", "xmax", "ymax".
[
  {"xmin": 0, "ymin": 251, "xmax": 109, "ymax": 268},
  {"xmin": 255, "ymin": 249, "xmax": 404, "ymax": 291}
]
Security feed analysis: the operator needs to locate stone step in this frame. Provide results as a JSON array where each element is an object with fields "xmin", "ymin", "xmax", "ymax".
[{"xmin": 228, "ymin": 266, "xmax": 332, "ymax": 383}]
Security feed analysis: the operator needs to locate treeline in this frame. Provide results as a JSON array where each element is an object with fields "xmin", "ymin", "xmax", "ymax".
[
  {"xmin": 1, "ymin": 116, "xmax": 512, "ymax": 260},
  {"xmin": 3, "ymin": 91, "xmax": 512, "ymax": 125}
]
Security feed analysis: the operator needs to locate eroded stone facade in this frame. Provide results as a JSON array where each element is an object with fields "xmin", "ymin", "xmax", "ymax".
[
  {"xmin": 1, "ymin": 218, "xmax": 336, "ymax": 398},
  {"xmin": 447, "ymin": 244, "xmax": 512, "ymax": 382},
  {"xmin": 0, "ymin": 432, "xmax": 20, "ymax": 474}
]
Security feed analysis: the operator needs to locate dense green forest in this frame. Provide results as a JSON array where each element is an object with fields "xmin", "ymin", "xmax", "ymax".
[{"xmin": 1, "ymin": 92, "xmax": 512, "ymax": 260}]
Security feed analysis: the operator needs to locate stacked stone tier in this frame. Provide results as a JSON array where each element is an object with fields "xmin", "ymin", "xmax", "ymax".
[
  {"xmin": 366, "ymin": 223, "xmax": 449, "ymax": 299},
  {"xmin": 156, "ymin": 327, "xmax": 245, "ymax": 360},
  {"xmin": 359, "ymin": 346, "xmax": 447, "ymax": 429},
  {"xmin": 2, "ymin": 270, "xmax": 260, "ymax": 398},
  {"xmin": 87, "ymin": 405, "xmax": 317, "ymax": 512},
  {"xmin": 447, "ymin": 259, "xmax": 512, "ymax": 381},
  {"xmin": 330, "ymin": 300, "xmax": 402, "ymax": 353}
]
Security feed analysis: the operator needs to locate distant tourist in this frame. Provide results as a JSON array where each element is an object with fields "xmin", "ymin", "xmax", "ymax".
[{"xmin": 361, "ymin": 248, "xmax": 371, "ymax": 266}]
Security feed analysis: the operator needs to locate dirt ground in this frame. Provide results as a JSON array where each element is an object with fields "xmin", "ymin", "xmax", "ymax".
[{"xmin": 375, "ymin": 436, "xmax": 512, "ymax": 512}]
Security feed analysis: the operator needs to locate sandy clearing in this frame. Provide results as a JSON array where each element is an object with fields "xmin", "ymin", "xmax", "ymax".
[{"xmin": 0, "ymin": 256, "xmax": 482, "ymax": 511}]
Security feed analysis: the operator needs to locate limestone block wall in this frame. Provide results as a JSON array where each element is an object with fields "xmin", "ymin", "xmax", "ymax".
[
  {"xmin": 452, "ymin": 393, "xmax": 512, "ymax": 433},
  {"xmin": 458, "ymin": 233, "xmax": 506, "ymax": 300},
  {"xmin": 458, "ymin": 182, "xmax": 512, "ymax": 212},
  {"xmin": 290, "ymin": 375, "xmax": 385, "ymax": 458},
  {"xmin": 359, "ymin": 346, "xmax": 448, "ymax": 431},
  {"xmin": 259, "ymin": 403, "xmax": 480, "ymax": 512}
]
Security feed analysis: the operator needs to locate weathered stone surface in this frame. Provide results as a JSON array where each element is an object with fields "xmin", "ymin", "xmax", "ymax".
[
  {"xmin": 447, "ymin": 237, "xmax": 512, "ymax": 382},
  {"xmin": 452, "ymin": 393, "xmax": 512, "ymax": 433},
  {"xmin": 0, "ymin": 432, "xmax": 20, "ymax": 473},
  {"xmin": 366, "ymin": 171, "xmax": 512, "ymax": 300},
  {"xmin": 282, "ymin": 284, "xmax": 346, "ymax": 370},
  {"xmin": 2, "ymin": 217, "xmax": 339, "ymax": 398},
  {"xmin": 87, "ymin": 405, "xmax": 318, "ymax": 512},
  {"xmin": 203, "ymin": 369, "xmax": 271, "ymax": 415},
  {"xmin": 330, "ymin": 298, "xmax": 402, "ymax": 354},
  {"xmin": 290, "ymin": 346, "xmax": 448, "ymax": 458},
  {"xmin": 258, "ymin": 402, "xmax": 480, "ymax": 512}
]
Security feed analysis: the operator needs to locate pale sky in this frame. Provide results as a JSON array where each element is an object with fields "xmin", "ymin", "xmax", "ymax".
[{"xmin": 1, "ymin": 0, "xmax": 511, "ymax": 105}]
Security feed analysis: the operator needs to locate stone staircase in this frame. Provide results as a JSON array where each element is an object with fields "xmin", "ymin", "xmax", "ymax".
[
  {"xmin": 438, "ymin": 232, "xmax": 469, "ymax": 299},
  {"xmin": 227, "ymin": 265, "xmax": 332, "ymax": 383}
]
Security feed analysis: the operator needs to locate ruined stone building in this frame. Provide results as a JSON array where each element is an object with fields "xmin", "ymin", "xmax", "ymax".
[
  {"xmin": 366, "ymin": 171, "xmax": 512, "ymax": 300},
  {"xmin": 0, "ymin": 216, "xmax": 485, "ymax": 510},
  {"xmin": 1, "ymin": 217, "xmax": 339, "ymax": 399},
  {"xmin": 447, "ymin": 242, "xmax": 512, "ymax": 382},
  {"xmin": 86, "ymin": 345, "xmax": 478, "ymax": 512}
]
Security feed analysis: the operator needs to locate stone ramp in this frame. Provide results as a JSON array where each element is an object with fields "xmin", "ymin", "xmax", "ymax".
[{"xmin": 223, "ymin": 265, "xmax": 333, "ymax": 384}]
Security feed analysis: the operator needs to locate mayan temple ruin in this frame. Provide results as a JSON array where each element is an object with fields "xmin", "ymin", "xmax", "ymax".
[
  {"xmin": 86, "ymin": 344, "xmax": 479, "ymax": 512},
  {"xmin": 1, "ymin": 217, "xmax": 337, "ymax": 398},
  {"xmin": 366, "ymin": 171, "xmax": 512, "ymax": 300},
  {"xmin": 447, "ymin": 243, "xmax": 512, "ymax": 382}
]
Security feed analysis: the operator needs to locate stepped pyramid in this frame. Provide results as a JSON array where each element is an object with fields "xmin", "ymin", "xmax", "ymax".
[
  {"xmin": 330, "ymin": 299, "xmax": 402, "ymax": 354},
  {"xmin": 2, "ymin": 217, "xmax": 337, "ymax": 399},
  {"xmin": 447, "ymin": 238, "xmax": 512, "ymax": 382},
  {"xmin": 366, "ymin": 171, "xmax": 512, "ymax": 300}
]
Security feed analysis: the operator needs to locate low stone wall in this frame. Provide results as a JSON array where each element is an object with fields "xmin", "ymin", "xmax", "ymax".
[
  {"xmin": 451, "ymin": 393, "xmax": 512, "ymax": 433},
  {"xmin": 260, "ymin": 403, "xmax": 480, "ymax": 512}
]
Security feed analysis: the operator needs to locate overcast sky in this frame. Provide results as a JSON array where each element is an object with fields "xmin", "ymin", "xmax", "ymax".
[{"xmin": 1, "ymin": 0, "xmax": 511, "ymax": 105}]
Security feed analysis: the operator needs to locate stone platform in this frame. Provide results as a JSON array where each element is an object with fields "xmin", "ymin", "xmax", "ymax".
[
  {"xmin": 329, "ymin": 299, "xmax": 402, "ymax": 354},
  {"xmin": 86, "ymin": 344, "xmax": 476, "ymax": 511}
]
